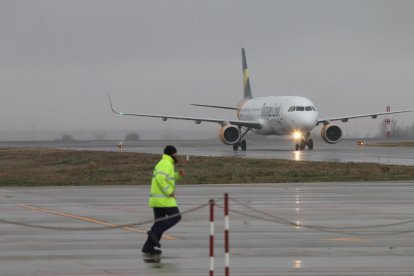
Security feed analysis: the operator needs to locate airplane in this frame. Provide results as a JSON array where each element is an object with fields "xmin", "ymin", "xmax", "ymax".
[{"xmin": 108, "ymin": 48, "xmax": 412, "ymax": 151}]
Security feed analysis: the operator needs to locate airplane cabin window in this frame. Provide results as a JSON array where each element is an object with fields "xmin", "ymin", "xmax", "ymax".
[{"xmin": 296, "ymin": 106, "xmax": 304, "ymax": 111}]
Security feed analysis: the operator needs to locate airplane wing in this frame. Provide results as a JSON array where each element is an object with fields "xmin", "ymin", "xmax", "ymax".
[
  {"xmin": 317, "ymin": 109, "xmax": 413, "ymax": 125},
  {"xmin": 191, "ymin": 104, "xmax": 238, "ymax": 110},
  {"xmin": 108, "ymin": 94, "xmax": 261, "ymax": 129}
]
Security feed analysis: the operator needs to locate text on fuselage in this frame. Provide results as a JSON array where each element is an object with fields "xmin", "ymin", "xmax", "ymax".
[{"xmin": 261, "ymin": 103, "xmax": 281, "ymax": 118}]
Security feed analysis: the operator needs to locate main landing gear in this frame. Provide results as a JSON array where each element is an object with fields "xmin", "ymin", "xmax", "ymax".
[
  {"xmin": 233, "ymin": 139, "xmax": 247, "ymax": 151},
  {"xmin": 295, "ymin": 132, "xmax": 313, "ymax": 151},
  {"xmin": 232, "ymin": 126, "xmax": 250, "ymax": 151}
]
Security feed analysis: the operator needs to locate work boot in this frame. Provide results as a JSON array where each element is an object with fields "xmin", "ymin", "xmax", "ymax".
[
  {"xmin": 142, "ymin": 248, "xmax": 162, "ymax": 255},
  {"xmin": 147, "ymin": 231, "xmax": 161, "ymax": 248}
]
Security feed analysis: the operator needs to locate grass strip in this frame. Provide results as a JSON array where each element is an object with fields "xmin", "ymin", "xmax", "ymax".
[
  {"xmin": 0, "ymin": 147, "xmax": 413, "ymax": 186},
  {"xmin": 366, "ymin": 141, "xmax": 414, "ymax": 147}
]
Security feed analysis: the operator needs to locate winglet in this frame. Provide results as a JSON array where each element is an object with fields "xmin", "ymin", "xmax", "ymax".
[
  {"xmin": 107, "ymin": 93, "xmax": 123, "ymax": 115},
  {"xmin": 242, "ymin": 48, "xmax": 253, "ymax": 100}
]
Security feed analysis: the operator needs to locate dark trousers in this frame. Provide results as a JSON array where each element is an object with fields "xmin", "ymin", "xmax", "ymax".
[{"xmin": 142, "ymin": 207, "xmax": 181, "ymax": 250}]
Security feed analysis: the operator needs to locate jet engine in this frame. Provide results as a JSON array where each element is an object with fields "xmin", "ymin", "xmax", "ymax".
[
  {"xmin": 218, "ymin": 124, "xmax": 240, "ymax": 145},
  {"xmin": 321, "ymin": 124, "xmax": 342, "ymax": 144}
]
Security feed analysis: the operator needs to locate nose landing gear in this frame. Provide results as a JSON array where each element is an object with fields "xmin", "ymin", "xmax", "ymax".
[{"xmin": 295, "ymin": 132, "xmax": 313, "ymax": 151}]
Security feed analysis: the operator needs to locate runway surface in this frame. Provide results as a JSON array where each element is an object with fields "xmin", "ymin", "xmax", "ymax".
[
  {"xmin": 1, "ymin": 138, "xmax": 413, "ymax": 165},
  {"xmin": 2, "ymin": 182, "xmax": 414, "ymax": 275}
]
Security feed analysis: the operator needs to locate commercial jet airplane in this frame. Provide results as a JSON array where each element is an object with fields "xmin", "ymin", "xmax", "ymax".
[{"xmin": 108, "ymin": 48, "xmax": 412, "ymax": 151}]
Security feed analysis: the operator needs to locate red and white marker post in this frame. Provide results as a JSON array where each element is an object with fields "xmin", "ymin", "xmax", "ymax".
[
  {"xmin": 386, "ymin": 106, "xmax": 392, "ymax": 138},
  {"xmin": 209, "ymin": 199, "xmax": 215, "ymax": 276},
  {"xmin": 224, "ymin": 193, "xmax": 230, "ymax": 276}
]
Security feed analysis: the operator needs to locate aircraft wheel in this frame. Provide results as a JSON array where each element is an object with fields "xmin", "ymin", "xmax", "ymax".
[
  {"xmin": 295, "ymin": 144, "xmax": 300, "ymax": 151},
  {"xmin": 233, "ymin": 144, "xmax": 239, "ymax": 151},
  {"xmin": 300, "ymin": 140, "xmax": 306, "ymax": 151},
  {"xmin": 307, "ymin": 139, "xmax": 314, "ymax": 150},
  {"xmin": 241, "ymin": 140, "xmax": 247, "ymax": 151}
]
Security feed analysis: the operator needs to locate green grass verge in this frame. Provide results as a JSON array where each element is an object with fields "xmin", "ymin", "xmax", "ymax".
[
  {"xmin": 0, "ymin": 147, "xmax": 413, "ymax": 186},
  {"xmin": 366, "ymin": 141, "xmax": 414, "ymax": 147}
]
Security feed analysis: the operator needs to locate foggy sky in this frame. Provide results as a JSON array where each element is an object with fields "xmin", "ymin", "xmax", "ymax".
[{"xmin": 1, "ymin": 0, "xmax": 413, "ymax": 140}]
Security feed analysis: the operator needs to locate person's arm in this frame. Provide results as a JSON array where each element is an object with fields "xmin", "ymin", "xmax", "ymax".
[
  {"xmin": 155, "ymin": 172, "xmax": 174, "ymax": 196},
  {"xmin": 175, "ymin": 169, "xmax": 185, "ymax": 180}
]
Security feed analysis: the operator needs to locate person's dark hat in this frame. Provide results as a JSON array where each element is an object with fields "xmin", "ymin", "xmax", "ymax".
[{"xmin": 163, "ymin": 145, "xmax": 177, "ymax": 156}]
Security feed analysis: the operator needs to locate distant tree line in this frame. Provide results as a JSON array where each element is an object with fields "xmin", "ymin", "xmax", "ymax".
[
  {"xmin": 125, "ymin": 132, "xmax": 140, "ymax": 141},
  {"xmin": 52, "ymin": 132, "xmax": 141, "ymax": 142},
  {"xmin": 55, "ymin": 133, "xmax": 77, "ymax": 142}
]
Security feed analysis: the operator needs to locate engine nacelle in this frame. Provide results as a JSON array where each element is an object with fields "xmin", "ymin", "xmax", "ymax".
[
  {"xmin": 218, "ymin": 124, "xmax": 240, "ymax": 145},
  {"xmin": 321, "ymin": 124, "xmax": 342, "ymax": 144}
]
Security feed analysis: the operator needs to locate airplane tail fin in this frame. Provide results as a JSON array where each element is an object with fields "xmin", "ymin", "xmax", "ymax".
[{"xmin": 242, "ymin": 48, "xmax": 253, "ymax": 99}]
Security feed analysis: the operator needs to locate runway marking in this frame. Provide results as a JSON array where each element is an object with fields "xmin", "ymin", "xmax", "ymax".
[
  {"xmin": 20, "ymin": 204, "xmax": 175, "ymax": 240},
  {"xmin": 324, "ymin": 237, "xmax": 370, "ymax": 242}
]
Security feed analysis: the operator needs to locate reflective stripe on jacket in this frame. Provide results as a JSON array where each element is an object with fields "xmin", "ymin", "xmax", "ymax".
[{"xmin": 148, "ymin": 154, "xmax": 181, "ymax": 208}]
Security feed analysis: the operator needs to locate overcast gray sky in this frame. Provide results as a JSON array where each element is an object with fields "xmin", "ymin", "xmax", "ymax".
[{"xmin": 1, "ymin": 0, "xmax": 413, "ymax": 140}]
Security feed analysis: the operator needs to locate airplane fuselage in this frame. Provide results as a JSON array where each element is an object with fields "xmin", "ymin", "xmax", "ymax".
[{"xmin": 238, "ymin": 96, "xmax": 318, "ymax": 135}]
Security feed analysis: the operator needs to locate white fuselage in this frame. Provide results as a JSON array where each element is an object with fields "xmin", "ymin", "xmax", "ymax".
[{"xmin": 238, "ymin": 96, "xmax": 318, "ymax": 135}]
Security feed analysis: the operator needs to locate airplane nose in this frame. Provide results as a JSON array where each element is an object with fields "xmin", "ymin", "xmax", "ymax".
[
  {"xmin": 290, "ymin": 113, "xmax": 318, "ymax": 131},
  {"xmin": 306, "ymin": 118, "xmax": 317, "ymax": 129},
  {"xmin": 301, "ymin": 118, "xmax": 317, "ymax": 130},
  {"xmin": 304, "ymin": 116, "xmax": 317, "ymax": 130}
]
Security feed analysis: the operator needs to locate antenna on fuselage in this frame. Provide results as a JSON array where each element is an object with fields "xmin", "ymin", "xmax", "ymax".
[{"xmin": 242, "ymin": 48, "xmax": 253, "ymax": 100}]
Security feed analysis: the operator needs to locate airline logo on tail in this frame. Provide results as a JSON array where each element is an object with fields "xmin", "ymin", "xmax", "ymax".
[{"xmin": 242, "ymin": 48, "xmax": 253, "ymax": 100}]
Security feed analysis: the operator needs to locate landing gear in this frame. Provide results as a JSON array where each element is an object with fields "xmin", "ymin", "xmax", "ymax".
[
  {"xmin": 299, "ymin": 140, "xmax": 306, "ymax": 151},
  {"xmin": 241, "ymin": 139, "xmax": 247, "ymax": 151},
  {"xmin": 295, "ymin": 133, "xmax": 314, "ymax": 151},
  {"xmin": 307, "ymin": 138, "xmax": 314, "ymax": 150},
  {"xmin": 232, "ymin": 139, "xmax": 247, "ymax": 151},
  {"xmin": 232, "ymin": 126, "xmax": 251, "ymax": 151}
]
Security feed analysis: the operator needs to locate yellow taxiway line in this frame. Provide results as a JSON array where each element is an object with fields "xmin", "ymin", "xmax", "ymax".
[
  {"xmin": 324, "ymin": 237, "xmax": 370, "ymax": 242},
  {"xmin": 20, "ymin": 204, "xmax": 175, "ymax": 240}
]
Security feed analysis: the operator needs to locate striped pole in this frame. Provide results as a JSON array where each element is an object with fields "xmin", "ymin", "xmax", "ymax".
[
  {"xmin": 386, "ymin": 106, "xmax": 391, "ymax": 138},
  {"xmin": 209, "ymin": 199, "xmax": 215, "ymax": 276},
  {"xmin": 224, "ymin": 193, "xmax": 230, "ymax": 276}
]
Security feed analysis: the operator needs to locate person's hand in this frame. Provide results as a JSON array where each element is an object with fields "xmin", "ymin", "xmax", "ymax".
[{"xmin": 178, "ymin": 169, "xmax": 185, "ymax": 177}]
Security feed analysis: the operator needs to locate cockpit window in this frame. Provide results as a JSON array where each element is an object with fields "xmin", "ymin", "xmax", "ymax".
[{"xmin": 289, "ymin": 106, "xmax": 316, "ymax": 112}]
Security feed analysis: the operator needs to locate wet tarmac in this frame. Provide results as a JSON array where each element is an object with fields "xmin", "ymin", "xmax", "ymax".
[
  {"xmin": 1, "ymin": 138, "xmax": 413, "ymax": 165},
  {"xmin": 2, "ymin": 182, "xmax": 414, "ymax": 275}
]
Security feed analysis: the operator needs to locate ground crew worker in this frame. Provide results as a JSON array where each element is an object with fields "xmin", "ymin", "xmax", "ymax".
[{"xmin": 141, "ymin": 145, "xmax": 184, "ymax": 255}]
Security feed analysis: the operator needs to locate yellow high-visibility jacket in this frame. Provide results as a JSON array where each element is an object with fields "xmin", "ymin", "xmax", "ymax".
[{"xmin": 148, "ymin": 154, "xmax": 182, "ymax": 208}]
